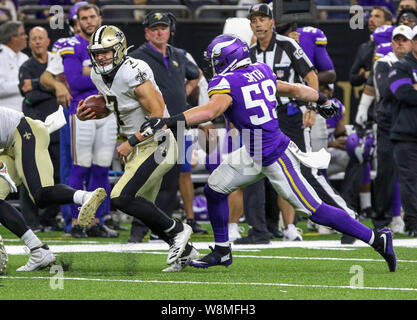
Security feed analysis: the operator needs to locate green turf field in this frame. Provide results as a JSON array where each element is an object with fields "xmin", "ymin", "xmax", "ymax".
[{"xmin": 1, "ymin": 220, "xmax": 417, "ymax": 300}]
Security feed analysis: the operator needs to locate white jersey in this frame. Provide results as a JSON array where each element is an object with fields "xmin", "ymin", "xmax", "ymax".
[
  {"xmin": 0, "ymin": 106, "xmax": 23, "ymax": 149},
  {"xmin": 90, "ymin": 57, "xmax": 169, "ymax": 136}
]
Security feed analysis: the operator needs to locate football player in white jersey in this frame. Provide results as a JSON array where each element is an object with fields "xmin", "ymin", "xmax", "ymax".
[
  {"xmin": 0, "ymin": 106, "xmax": 106, "ymax": 271},
  {"xmin": 77, "ymin": 25, "xmax": 197, "ymax": 271}
]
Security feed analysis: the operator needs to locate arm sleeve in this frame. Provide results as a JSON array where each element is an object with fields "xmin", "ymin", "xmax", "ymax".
[
  {"xmin": 389, "ymin": 62, "xmax": 417, "ymax": 106},
  {"xmin": 374, "ymin": 61, "xmax": 391, "ymax": 99},
  {"xmin": 63, "ymin": 52, "xmax": 96, "ymax": 92}
]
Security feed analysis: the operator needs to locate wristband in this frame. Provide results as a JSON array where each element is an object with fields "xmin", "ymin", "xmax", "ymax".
[
  {"xmin": 316, "ymin": 93, "xmax": 328, "ymax": 105},
  {"xmin": 166, "ymin": 113, "xmax": 187, "ymax": 129},
  {"xmin": 128, "ymin": 134, "xmax": 140, "ymax": 147}
]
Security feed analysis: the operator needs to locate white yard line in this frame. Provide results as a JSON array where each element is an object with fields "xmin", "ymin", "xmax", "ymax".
[
  {"xmin": 4, "ymin": 238, "xmax": 417, "ymax": 255},
  {"xmin": 0, "ymin": 275, "xmax": 416, "ymax": 292}
]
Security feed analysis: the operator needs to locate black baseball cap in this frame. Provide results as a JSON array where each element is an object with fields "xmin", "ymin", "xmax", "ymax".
[
  {"xmin": 247, "ymin": 3, "xmax": 273, "ymax": 19},
  {"xmin": 144, "ymin": 12, "xmax": 171, "ymax": 28}
]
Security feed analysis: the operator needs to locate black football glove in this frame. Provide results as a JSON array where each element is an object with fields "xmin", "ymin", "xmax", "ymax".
[
  {"xmin": 140, "ymin": 116, "xmax": 167, "ymax": 138},
  {"xmin": 316, "ymin": 99, "xmax": 338, "ymax": 119},
  {"xmin": 140, "ymin": 113, "xmax": 187, "ymax": 138}
]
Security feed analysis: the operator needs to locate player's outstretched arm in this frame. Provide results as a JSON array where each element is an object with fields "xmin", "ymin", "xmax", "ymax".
[
  {"xmin": 140, "ymin": 94, "xmax": 232, "ymax": 137},
  {"xmin": 276, "ymin": 80, "xmax": 338, "ymax": 119}
]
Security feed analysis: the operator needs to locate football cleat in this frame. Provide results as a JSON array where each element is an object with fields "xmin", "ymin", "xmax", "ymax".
[
  {"xmin": 162, "ymin": 244, "xmax": 199, "ymax": 272},
  {"xmin": 77, "ymin": 188, "xmax": 107, "ymax": 227},
  {"xmin": 16, "ymin": 244, "xmax": 56, "ymax": 271},
  {"xmin": 166, "ymin": 223, "xmax": 193, "ymax": 265},
  {"xmin": 391, "ymin": 216, "xmax": 405, "ymax": 234},
  {"xmin": 372, "ymin": 228, "xmax": 396, "ymax": 272},
  {"xmin": 0, "ymin": 235, "xmax": 8, "ymax": 274},
  {"xmin": 189, "ymin": 245, "xmax": 233, "ymax": 269},
  {"xmin": 228, "ymin": 223, "xmax": 243, "ymax": 242},
  {"xmin": 283, "ymin": 224, "xmax": 303, "ymax": 241}
]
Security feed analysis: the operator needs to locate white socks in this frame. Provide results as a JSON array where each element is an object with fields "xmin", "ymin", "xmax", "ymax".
[
  {"xmin": 21, "ymin": 230, "xmax": 42, "ymax": 250},
  {"xmin": 73, "ymin": 190, "xmax": 89, "ymax": 205}
]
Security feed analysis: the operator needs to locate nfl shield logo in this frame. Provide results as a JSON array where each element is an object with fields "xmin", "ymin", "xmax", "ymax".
[{"xmin": 277, "ymin": 70, "xmax": 284, "ymax": 78}]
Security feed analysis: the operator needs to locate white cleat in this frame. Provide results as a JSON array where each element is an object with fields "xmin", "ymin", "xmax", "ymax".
[
  {"xmin": 77, "ymin": 188, "xmax": 107, "ymax": 227},
  {"xmin": 162, "ymin": 245, "xmax": 199, "ymax": 272},
  {"xmin": 391, "ymin": 216, "xmax": 405, "ymax": 234},
  {"xmin": 0, "ymin": 235, "xmax": 8, "ymax": 274},
  {"xmin": 228, "ymin": 223, "xmax": 243, "ymax": 242},
  {"xmin": 283, "ymin": 224, "xmax": 303, "ymax": 241},
  {"xmin": 166, "ymin": 223, "xmax": 193, "ymax": 265},
  {"xmin": 16, "ymin": 245, "xmax": 56, "ymax": 271}
]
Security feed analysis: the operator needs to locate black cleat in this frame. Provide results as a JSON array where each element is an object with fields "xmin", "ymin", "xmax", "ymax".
[
  {"xmin": 186, "ymin": 219, "xmax": 208, "ymax": 234},
  {"xmin": 71, "ymin": 224, "xmax": 88, "ymax": 238},
  {"xmin": 234, "ymin": 234, "xmax": 270, "ymax": 245},
  {"xmin": 189, "ymin": 245, "xmax": 232, "ymax": 268},
  {"xmin": 341, "ymin": 233, "xmax": 356, "ymax": 244},
  {"xmin": 372, "ymin": 228, "xmax": 396, "ymax": 272},
  {"xmin": 87, "ymin": 224, "xmax": 119, "ymax": 238}
]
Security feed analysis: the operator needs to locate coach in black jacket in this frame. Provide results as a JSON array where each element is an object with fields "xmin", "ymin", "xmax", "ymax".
[
  {"xmin": 18, "ymin": 26, "xmax": 60, "ymax": 231},
  {"xmin": 387, "ymin": 32, "xmax": 417, "ymax": 236}
]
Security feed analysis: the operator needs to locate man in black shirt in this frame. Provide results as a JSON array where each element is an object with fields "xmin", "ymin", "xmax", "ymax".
[
  {"xmin": 18, "ymin": 26, "xmax": 61, "ymax": 231},
  {"xmin": 387, "ymin": 28, "xmax": 417, "ymax": 236}
]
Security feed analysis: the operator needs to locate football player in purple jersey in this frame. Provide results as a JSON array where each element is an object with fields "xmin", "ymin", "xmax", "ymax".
[{"xmin": 140, "ymin": 34, "xmax": 397, "ymax": 272}]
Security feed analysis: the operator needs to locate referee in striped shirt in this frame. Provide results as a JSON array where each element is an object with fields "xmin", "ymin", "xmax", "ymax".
[{"xmin": 248, "ymin": 3, "xmax": 359, "ymax": 244}]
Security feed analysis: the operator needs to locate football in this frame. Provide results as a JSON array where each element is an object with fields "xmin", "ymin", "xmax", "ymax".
[{"xmin": 84, "ymin": 95, "xmax": 109, "ymax": 118}]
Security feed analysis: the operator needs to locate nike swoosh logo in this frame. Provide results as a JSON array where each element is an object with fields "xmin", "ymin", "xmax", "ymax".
[
  {"xmin": 381, "ymin": 233, "xmax": 387, "ymax": 253},
  {"xmin": 221, "ymin": 254, "xmax": 230, "ymax": 262},
  {"xmin": 154, "ymin": 119, "xmax": 161, "ymax": 127}
]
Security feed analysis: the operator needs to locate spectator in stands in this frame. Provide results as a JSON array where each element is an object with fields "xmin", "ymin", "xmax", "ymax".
[
  {"xmin": 357, "ymin": 0, "xmax": 395, "ymax": 16},
  {"xmin": 18, "ymin": 26, "xmax": 63, "ymax": 232},
  {"xmin": 0, "ymin": 21, "xmax": 28, "ymax": 113},
  {"xmin": 396, "ymin": 0, "xmax": 417, "ymax": 16},
  {"xmin": 36, "ymin": 0, "xmax": 73, "ymax": 20},
  {"xmin": 128, "ymin": 11, "xmax": 207, "ymax": 242},
  {"xmin": 315, "ymin": 0, "xmax": 351, "ymax": 20},
  {"xmin": 0, "ymin": 0, "xmax": 17, "ymax": 21},
  {"xmin": 396, "ymin": 8, "xmax": 417, "ymax": 27}
]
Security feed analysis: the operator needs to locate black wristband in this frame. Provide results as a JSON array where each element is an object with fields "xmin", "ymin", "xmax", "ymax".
[
  {"xmin": 316, "ymin": 93, "xmax": 328, "ymax": 105},
  {"xmin": 128, "ymin": 134, "xmax": 140, "ymax": 147},
  {"xmin": 166, "ymin": 113, "xmax": 187, "ymax": 129}
]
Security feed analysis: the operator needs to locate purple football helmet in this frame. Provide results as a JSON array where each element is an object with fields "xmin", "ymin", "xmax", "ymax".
[
  {"xmin": 345, "ymin": 131, "xmax": 375, "ymax": 164},
  {"xmin": 205, "ymin": 34, "xmax": 251, "ymax": 75}
]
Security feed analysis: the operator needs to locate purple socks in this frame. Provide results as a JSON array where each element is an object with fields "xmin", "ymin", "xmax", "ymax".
[
  {"xmin": 310, "ymin": 202, "xmax": 373, "ymax": 244},
  {"xmin": 204, "ymin": 184, "xmax": 229, "ymax": 243}
]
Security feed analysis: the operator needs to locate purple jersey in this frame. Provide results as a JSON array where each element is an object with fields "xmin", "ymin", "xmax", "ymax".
[
  {"xmin": 371, "ymin": 25, "xmax": 394, "ymax": 46},
  {"xmin": 326, "ymin": 97, "xmax": 344, "ymax": 140},
  {"xmin": 207, "ymin": 62, "xmax": 290, "ymax": 166},
  {"xmin": 297, "ymin": 26, "xmax": 334, "ymax": 72},
  {"xmin": 375, "ymin": 42, "xmax": 393, "ymax": 60},
  {"xmin": 61, "ymin": 34, "xmax": 98, "ymax": 114}
]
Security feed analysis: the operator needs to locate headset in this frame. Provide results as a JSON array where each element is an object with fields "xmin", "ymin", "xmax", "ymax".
[{"xmin": 143, "ymin": 11, "xmax": 177, "ymax": 38}]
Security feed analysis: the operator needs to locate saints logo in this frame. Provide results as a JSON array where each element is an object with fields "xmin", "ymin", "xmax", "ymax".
[{"xmin": 135, "ymin": 70, "xmax": 148, "ymax": 82}]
